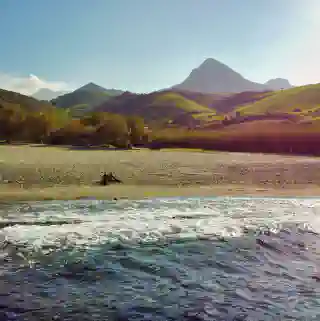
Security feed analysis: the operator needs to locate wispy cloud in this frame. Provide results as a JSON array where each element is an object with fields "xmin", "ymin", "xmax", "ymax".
[{"xmin": 0, "ymin": 72, "xmax": 73, "ymax": 95}]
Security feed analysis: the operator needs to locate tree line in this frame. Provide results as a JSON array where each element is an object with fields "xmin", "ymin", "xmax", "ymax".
[{"xmin": 0, "ymin": 106, "xmax": 148, "ymax": 148}]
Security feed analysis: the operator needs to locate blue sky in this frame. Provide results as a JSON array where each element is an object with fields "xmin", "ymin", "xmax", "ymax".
[{"xmin": 0, "ymin": 0, "xmax": 319, "ymax": 94}]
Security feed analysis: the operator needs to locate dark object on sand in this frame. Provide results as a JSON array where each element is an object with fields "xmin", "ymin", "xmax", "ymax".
[{"xmin": 100, "ymin": 172, "xmax": 122, "ymax": 186}]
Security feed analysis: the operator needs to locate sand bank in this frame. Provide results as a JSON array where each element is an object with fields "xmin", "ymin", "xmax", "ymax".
[{"xmin": 0, "ymin": 145, "xmax": 319, "ymax": 201}]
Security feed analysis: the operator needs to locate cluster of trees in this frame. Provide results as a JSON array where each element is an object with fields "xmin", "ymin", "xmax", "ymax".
[
  {"xmin": 48, "ymin": 112, "xmax": 148, "ymax": 147},
  {"xmin": 0, "ymin": 106, "xmax": 147, "ymax": 148}
]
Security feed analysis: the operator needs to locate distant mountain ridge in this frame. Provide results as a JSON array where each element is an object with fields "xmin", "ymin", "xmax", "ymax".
[
  {"xmin": 34, "ymin": 58, "xmax": 293, "ymax": 103},
  {"xmin": 173, "ymin": 58, "xmax": 292, "ymax": 93},
  {"xmin": 32, "ymin": 88, "xmax": 69, "ymax": 101},
  {"xmin": 51, "ymin": 82, "xmax": 124, "ymax": 116},
  {"xmin": 27, "ymin": 58, "xmax": 297, "ymax": 122},
  {"xmin": 75, "ymin": 82, "xmax": 124, "ymax": 96}
]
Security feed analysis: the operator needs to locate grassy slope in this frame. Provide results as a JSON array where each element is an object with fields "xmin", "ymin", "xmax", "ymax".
[
  {"xmin": 197, "ymin": 85, "xmax": 320, "ymax": 133},
  {"xmin": 237, "ymin": 84, "xmax": 320, "ymax": 115},
  {"xmin": 0, "ymin": 88, "xmax": 54, "ymax": 112},
  {"xmin": 95, "ymin": 91, "xmax": 214, "ymax": 122},
  {"xmin": 94, "ymin": 85, "xmax": 320, "ymax": 125},
  {"xmin": 211, "ymin": 91, "xmax": 274, "ymax": 114},
  {"xmin": 173, "ymin": 90, "xmax": 229, "ymax": 107},
  {"xmin": 172, "ymin": 90, "xmax": 276, "ymax": 121},
  {"xmin": 52, "ymin": 90, "xmax": 115, "ymax": 116},
  {"xmin": 150, "ymin": 92, "xmax": 211, "ymax": 113}
]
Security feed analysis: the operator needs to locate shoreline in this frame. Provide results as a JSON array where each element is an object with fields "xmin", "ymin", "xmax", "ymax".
[
  {"xmin": 0, "ymin": 184, "xmax": 319, "ymax": 202},
  {"xmin": 0, "ymin": 144, "xmax": 320, "ymax": 202}
]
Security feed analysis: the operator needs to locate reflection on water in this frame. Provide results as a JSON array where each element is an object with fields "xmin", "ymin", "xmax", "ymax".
[{"xmin": 1, "ymin": 197, "xmax": 320, "ymax": 320}]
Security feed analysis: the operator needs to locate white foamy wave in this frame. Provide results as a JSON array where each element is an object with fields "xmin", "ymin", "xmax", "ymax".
[{"xmin": 1, "ymin": 197, "xmax": 320, "ymax": 251}]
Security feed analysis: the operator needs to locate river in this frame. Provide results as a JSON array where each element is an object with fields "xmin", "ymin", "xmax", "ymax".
[{"xmin": 1, "ymin": 197, "xmax": 320, "ymax": 320}]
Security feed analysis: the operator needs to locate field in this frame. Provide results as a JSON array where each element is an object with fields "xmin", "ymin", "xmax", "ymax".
[{"xmin": 0, "ymin": 145, "xmax": 319, "ymax": 200}]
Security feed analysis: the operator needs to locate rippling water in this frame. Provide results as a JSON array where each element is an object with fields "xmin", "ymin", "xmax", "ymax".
[{"xmin": 1, "ymin": 197, "xmax": 320, "ymax": 320}]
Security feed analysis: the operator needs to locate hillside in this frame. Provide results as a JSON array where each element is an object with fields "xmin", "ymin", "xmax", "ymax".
[
  {"xmin": 210, "ymin": 91, "xmax": 275, "ymax": 114},
  {"xmin": 0, "ymin": 88, "xmax": 55, "ymax": 112},
  {"xmin": 173, "ymin": 58, "xmax": 292, "ymax": 94},
  {"xmin": 52, "ymin": 90, "xmax": 111, "ymax": 111},
  {"xmin": 94, "ymin": 91, "xmax": 214, "ymax": 123},
  {"xmin": 173, "ymin": 90, "xmax": 229, "ymax": 108},
  {"xmin": 165, "ymin": 89, "xmax": 276, "ymax": 114},
  {"xmin": 91, "ymin": 84, "xmax": 320, "ymax": 126},
  {"xmin": 236, "ymin": 83, "xmax": 320, "ymax": 115},
  {"xmin": 51, "ymin": 82, "xmax": 124, "ymax": 114}
]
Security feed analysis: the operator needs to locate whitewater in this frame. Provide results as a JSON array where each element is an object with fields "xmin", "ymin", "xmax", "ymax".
[{"xmin": 1, "ymin": 197, "xmax": 320, "ymax": 320}]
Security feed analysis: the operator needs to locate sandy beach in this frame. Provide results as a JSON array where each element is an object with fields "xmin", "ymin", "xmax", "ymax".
[{"xmin": 0, "ymin": 144, "xmax": 319, "ymax": 201}]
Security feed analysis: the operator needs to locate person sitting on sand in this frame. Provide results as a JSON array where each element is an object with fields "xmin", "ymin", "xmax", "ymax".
[
  {"xmin": 100, "ymin": 172, "xmax": 108, "ymax": 186},
  {"xmin": 100, "ymin": 172, "xmax": 122, "ymax": 185},
  {"xmin": 108, "ymin": 172, "xmax": 122, "ymax": 183}
]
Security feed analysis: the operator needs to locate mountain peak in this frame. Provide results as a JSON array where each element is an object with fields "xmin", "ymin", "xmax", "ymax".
[
  {"xmin": 199, "ymin": 57, "xmax": 228, "ymax": 67},
  {"xmin": 173, "ymin": 58, "xmax": 292, "ymax": 93},
  {"xmin": 173, "ymin": 58, "xmax": 265, "ymax": 93},
  {"xmin": 77, "ymin": 82, "xmax": 107, "ymax": 92},
  {"xmin": 75, "ymin": 82, "xmax": 125, "ymax": 96},
  {"xmin": 194, "ymin": 58, "xmax": 237, "ymax": 75},
  {"xmin": 199, "ymin": 58, "xmax": 219, "ymax": 65}
]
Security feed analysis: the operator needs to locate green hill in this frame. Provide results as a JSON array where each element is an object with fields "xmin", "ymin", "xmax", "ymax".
[
  {"xmin": 51, "ymin": 82, "xmax": 124, "ymax": 115},
  {"xmin": 236, "ymin": 84, "xmax": 320, "ymax": 115},
  {"xmin": 211, "ymin": 91, "xmax": 274, "ymax": 114},
  {"xmin": 172, "ymin": 90, "xmax": 275, "ymax": 114},
  {"xmin": 151, "ymin": 92, "xmax": 211, "ymax": 113},
  {"xmin": 0, "ymin": 88, "xmax": 54, "ymax": 112},
  {"xmin": 52, "ymin": 90, "xmax": 112, "ymax": 111},
  {"xmin": 172, "ymin": 90, "xmax": 229, "ymax": 108},
  {"xmin": 94, "ymin": 91, "xmax": 214, "ymax": 123}
]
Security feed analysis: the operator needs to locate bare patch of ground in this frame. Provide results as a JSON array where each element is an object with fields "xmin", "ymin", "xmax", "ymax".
[{"xmin": 0, "ymin": 145, "xmax": 319, "ymax": 200}]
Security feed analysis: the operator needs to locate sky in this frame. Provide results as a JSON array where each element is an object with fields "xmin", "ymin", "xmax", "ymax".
[{"xmin": 0, "ymin": 0, "xmax": 319, "ymax": 95}]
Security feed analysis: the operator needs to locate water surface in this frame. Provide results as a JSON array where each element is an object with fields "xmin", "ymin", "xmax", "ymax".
[{"xmin": 1, "ymin": 197, "xmax": 320, "ymax": 320}]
